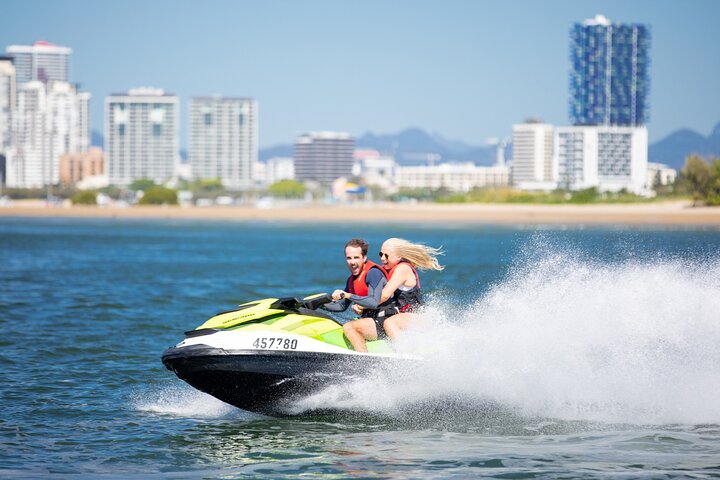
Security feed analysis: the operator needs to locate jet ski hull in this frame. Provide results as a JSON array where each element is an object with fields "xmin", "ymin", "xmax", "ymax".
[{"xmin": 162, "ymin": 344, "xmax": 397, "ymax": 415}]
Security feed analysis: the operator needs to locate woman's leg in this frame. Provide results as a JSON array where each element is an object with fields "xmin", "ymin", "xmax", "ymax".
[
  {"xmin": 382, "ymin": 313, "xmax": 416, "ymax": 340},
  {"xmin": 342, "ymin": 317, "xmax": 378, "ymax": 353}
]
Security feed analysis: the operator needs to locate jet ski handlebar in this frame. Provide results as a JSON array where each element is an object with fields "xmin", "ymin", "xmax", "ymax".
[
  {"xmin": 301, "ymin": 293, "xmax": 336, "ymax": 310},
  {"xmin": 270, "ymin": 293, "xmax": 336, "ymax": 312}
]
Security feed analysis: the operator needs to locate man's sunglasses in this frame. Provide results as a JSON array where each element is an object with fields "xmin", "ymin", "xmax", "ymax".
[{"xmin": 379, "ymin": 252, "xmax": 389, "ymax": 259}]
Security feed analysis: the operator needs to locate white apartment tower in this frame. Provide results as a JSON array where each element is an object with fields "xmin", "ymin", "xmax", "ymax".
[
  {"xmin": 6, "ymin": 41, "xmax": 71, "ymax": 84},
  {"xmin": 294, "ymin": 132, "xmax": 355, "ymax": 183},
  {"xmin": 6, "ymin": 80, "xmax": 90, "ymax": 188},
  {"xmin": 0, "ymin": 57, "xmax": 15, "ymax": 163},
  {"xmin": 189, "ymin": 96, "xmax": 257, "ymax": 189},
  {"xmin": 511, "ymin": 120, "xmax": 555, "ymax": 189},
  {"xmin": 105, "ymin": 88, "xmax": 179, "ymax": 186},
  {"xmin": 554, "ymin": 125, "xmax": 648, "ymax": 194}
]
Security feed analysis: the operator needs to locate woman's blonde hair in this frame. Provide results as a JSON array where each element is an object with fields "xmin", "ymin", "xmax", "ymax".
[{"xmin": 383, "ymin": 238, "xmax": 445, "ymax": 271}]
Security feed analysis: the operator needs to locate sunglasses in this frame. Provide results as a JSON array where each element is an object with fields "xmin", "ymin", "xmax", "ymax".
[{"xmin": 379, "ymin": 252, "xmax": 390, "ymax": 259}]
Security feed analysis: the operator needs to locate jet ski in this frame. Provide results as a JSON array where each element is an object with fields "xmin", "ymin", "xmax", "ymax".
[{"xmin": 161, "ymin": 293, "xmax": 417, "ymax": 416}]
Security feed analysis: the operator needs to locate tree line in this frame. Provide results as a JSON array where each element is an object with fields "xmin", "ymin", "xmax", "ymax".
[{"xmin": 680, "ymin": 155, "xmax": 720, "ymax": 206}]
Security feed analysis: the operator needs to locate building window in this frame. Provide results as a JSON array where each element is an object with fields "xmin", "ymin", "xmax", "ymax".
[
  {"xmin": 119, "ymin": 124, "xmax": 125, "ymax": 136},
  {"xmin": 153, "ymin": 124, "xmax": 162, "ymax": 136},
  {"xmin": 204, "ymin": 113, "xmax": 212, "ymax": 126},
  {"xmin": 239, "ymin": 114, "xmax": 244, "ymax": 126}
]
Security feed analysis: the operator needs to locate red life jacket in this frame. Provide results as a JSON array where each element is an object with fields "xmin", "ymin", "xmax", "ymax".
[{"xmin": 347, "ymin": 260, "xmax": 387, "ymax": 296}]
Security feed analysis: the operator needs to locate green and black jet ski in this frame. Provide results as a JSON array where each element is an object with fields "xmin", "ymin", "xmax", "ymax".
[{"xmin": 161, "ymin": 293, "xmax": 417, "ymax": 416}]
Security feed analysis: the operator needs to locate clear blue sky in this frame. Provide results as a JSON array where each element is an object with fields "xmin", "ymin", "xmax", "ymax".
[{"xmin": 3, "ymin": 0, "xmax": 719, "ymax": 148}]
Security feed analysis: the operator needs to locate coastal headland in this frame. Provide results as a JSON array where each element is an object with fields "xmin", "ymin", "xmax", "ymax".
[{"xmin": 1, "ymin": 201, "xmax": 720, "ymax": 225}]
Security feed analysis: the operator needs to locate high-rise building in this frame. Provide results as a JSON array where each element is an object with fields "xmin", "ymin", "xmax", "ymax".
[
  {"xmin": 511, "ymin": 119, "xmax": 554, "ymax": 188},
  {"xmin": 6, "ymin": 41, "xmax": 72, "ymax": 84},
  {"xmin": 6, "ymin": 80, "xmax": 89, "ymax": 188},
  {"xmin": 294, "ymin": 132, "xmax": 354, "ymax": 183},
  {"xmin": 0, "ymin": 56, "xmax": 15, "ymax": 182},
  {"xmin": 554, "ymin": 125, "xmax": 648, "ymax": 194},
  {"xmin": 105, "ymin": 88, "xmax": 179, "ymax": 186},
  {"xmin": 189, "ymin": 96, "xmax": 257, "ymax": 189},
  {"xmin": 570, "ymin": 14, "xmax": 650, "ymax": 126}
]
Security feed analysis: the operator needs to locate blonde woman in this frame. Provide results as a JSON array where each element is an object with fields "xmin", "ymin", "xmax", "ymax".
[
  {"xmin": 377, "ymin": 237, "xmax": 443, "ymax": 339},
  {"xmin": 342, "ymin": 237, "xmax": 443, "ymax": 351}
]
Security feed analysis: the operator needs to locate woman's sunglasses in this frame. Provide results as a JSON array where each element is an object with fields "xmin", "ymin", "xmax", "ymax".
[{"xmin": 379, "ymin": 252, "xmax": 389, "ymax": 259}]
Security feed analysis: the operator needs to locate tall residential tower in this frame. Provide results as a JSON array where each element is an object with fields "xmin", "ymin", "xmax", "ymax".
[
  {"xmin": 6, "ymin": 81, "xmax": 90, "ymax": 188},
  {"xmin": 6, "ymin": 41, "xmax": 72, "ymax": 84},
  {"xmin": 189, "ymin": 96, "xmax": 257, "ymax": 189},
  {"xmin": 105, "ymin": 88, "xmax": 178, "ymax": 186},
  {"xmin": 0, "ymin": 56, "xmax": 15, "ymax": 183},
  {"xmin": 570, "ymin": 14, "xmax": 650, "ymax": 126},
  {"xmin": 511, "ymin": 119, "xmax": 554, "ymax": 189},
  {"xmin": 554, "ymin": 14, "xmax": 651, "ymax": 194}
]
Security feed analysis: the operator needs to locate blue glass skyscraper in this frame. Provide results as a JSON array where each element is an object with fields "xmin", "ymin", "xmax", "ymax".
[{"xmin": 570, "ymin": 15, "xmax": 650, "ymax": 126}]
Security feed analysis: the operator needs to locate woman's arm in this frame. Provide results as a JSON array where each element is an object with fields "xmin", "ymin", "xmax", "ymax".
[{"xmin": 380, "ymin": 263, "xmax": 414, "ymax": 303}]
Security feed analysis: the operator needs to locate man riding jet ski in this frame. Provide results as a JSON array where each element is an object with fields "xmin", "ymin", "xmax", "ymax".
[{"xmin": 161, "ymin": 293, "xmax": 417, "ymax": 416}]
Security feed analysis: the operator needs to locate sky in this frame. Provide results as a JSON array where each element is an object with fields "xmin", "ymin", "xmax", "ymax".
[{"xmin": 2, "ymin": 0, "xmax": 719, "ymax": 149}]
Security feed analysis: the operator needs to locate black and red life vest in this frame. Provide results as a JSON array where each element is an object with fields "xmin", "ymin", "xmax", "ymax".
[{"xmin": 381, "ymin": 259, "xmax": 423, "ymax": 313}]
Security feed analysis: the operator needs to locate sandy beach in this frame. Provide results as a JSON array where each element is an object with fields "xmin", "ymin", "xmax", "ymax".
[{"xmin": 1, "ymin": 200, "xmax": 719, "ymax": 225}]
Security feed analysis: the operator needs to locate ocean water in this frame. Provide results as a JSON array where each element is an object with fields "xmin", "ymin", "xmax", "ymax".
[{"xmin": 1, "ymin": 216, "xmax": 720, "ymax": 478}]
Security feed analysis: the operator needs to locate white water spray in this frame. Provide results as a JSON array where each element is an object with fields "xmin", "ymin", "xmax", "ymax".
[
  {"xmin": 133, "ymin": 385, "xmax": 259, "ymax": 420},
  {"xmin": 298, "ymin": 246, "xmax": 720, "ymax": 425}
]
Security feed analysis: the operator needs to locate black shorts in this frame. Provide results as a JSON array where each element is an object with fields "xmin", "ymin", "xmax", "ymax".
[{"xmin": 372, "ymin": 316, "xmax": 387, "ymax": 339}]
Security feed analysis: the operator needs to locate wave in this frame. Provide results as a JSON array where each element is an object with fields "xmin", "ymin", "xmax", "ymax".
[{"xmin": 132, "ymin": 384, "xmax": 260, "ymax": 420}]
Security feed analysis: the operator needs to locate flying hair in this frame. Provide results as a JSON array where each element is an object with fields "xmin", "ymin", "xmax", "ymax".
[{"xmin": 383, "ymin": 238, "xmax": 445, "ymax": 271}]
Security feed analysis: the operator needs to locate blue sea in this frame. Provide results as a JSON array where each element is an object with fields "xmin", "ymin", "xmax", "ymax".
[{"xmin": 1, "ymin": 216, "xmax": 720, "ymax": 478}]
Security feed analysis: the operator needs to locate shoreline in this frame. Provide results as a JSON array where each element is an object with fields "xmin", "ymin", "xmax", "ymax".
[{"xmin": 1, "ymin": 201, "xmax": 720, "ymax": 226}]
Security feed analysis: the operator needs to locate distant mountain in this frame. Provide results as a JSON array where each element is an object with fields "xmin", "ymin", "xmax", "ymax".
[
  {"xmin": 99, "ymin": 121, "xmax": 720, "ymax": 171},
  {"xmin": 259, "ymin": 144, "xmax": 293, "ymax": 162},
  {"xmin": 259, "ymin": 128, "xmax": 507, "ymax": 166},
  {"xmin": 649, "ymin": 122, "xmax": 720, "ymax": 170},
  {"xmin": 356, "ymin": 128, "xmax": 501, "ymax": 166}
]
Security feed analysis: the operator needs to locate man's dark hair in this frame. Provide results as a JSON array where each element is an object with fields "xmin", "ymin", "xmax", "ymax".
[{"xmin": 345, "ymin": 238, "xmax": 369, "ymax": 256}]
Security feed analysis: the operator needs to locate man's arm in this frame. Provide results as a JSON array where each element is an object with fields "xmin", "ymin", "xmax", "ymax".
[
  {"xmin": 322, "ymin": 297, "xmax": 351, "ymax": 312},
  {"xmin": 347, "ymin": 269, "xmax": 387, "ymax": 309}
]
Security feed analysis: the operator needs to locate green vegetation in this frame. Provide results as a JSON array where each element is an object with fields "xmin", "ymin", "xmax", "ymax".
[
  {"xmin": 2, "ymin": 185, "xmax": 78, "ymax": 200},
  {"xmin": 98, "ymin": 185, "xmax": 123, "ymax": 200},
  {"xmin": 434, "ymin": 187, "xmax": 653, "ymax": 204},
  {"xmin": 188, "ymin": 178, "xmax": 225, "ymax": 196},
  {"xmin": 679, "ymin": 155, "xmax": 720, "ymax": 206},
  {"xmin": 71, "ymin": 190, "xmax": 97, "ymax": 205},
  {"xmin": 129, "ymin": 178, "xmax": 157, "ymax": 192},
  {"xmin": 138, "ymin": 186, "xmax": 178, "ymax": 205},
  {"xmin": 268, "ymin": 179, "xmax": 305, "ymax": 199}
]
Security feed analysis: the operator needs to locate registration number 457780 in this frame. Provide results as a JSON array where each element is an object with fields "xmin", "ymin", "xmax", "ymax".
[{"xmin": 252, "ymin": 337, "xmax": 298, "ymax": 350}]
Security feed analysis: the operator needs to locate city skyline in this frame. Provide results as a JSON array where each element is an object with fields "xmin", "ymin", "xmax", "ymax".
[{"xmin": 2, "ymin": 0, "xmax": 719, "ymax": 149}]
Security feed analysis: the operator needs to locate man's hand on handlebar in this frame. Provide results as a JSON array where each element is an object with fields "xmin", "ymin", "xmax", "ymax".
[{"xmin": 331, "ymin": 290, "xmax": 348, "ymax": 301}]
